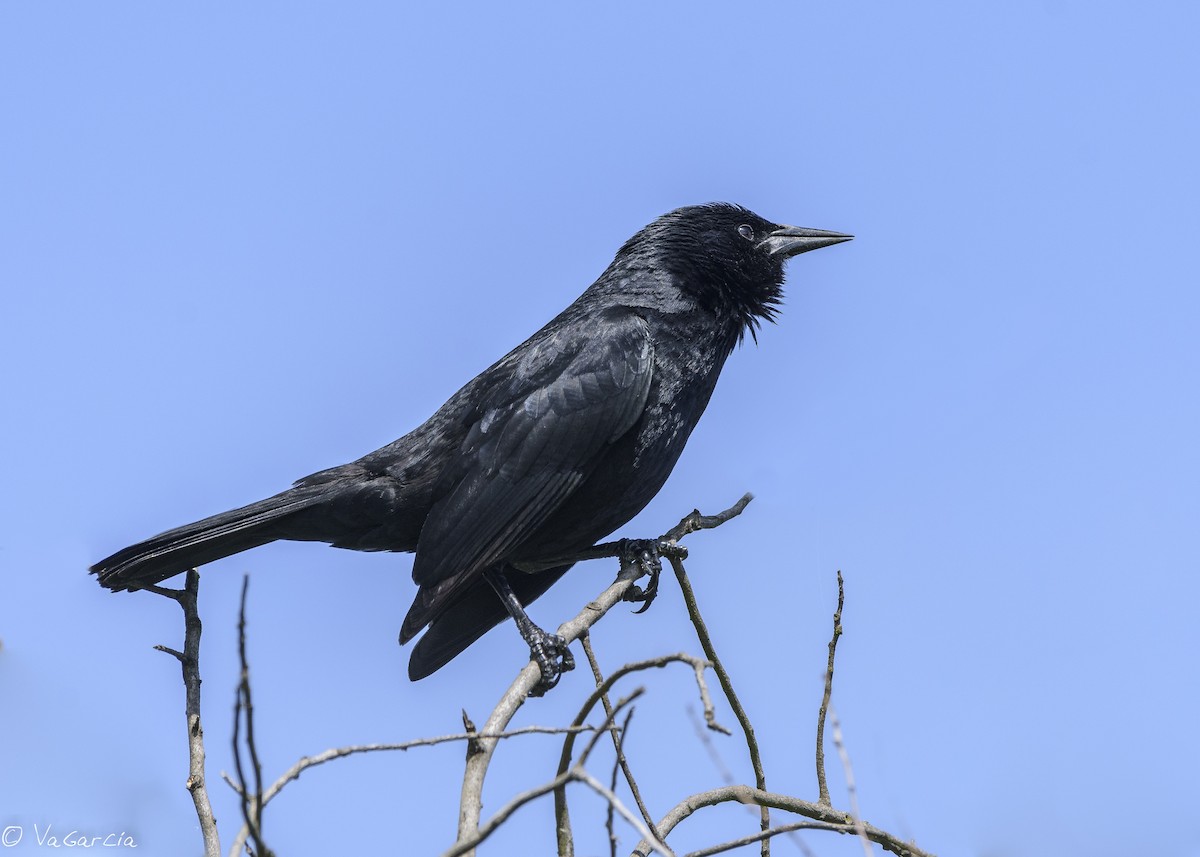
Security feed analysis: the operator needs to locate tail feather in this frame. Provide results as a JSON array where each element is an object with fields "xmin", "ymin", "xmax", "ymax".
[{"xmin": 91, "ymin": 487, "xmax": 330, "ymax": 591}]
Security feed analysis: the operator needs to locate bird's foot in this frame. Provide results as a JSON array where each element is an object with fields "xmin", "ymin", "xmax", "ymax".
[
  {"xmin": 618, "ymin": 539, "xmax": 666, "ymax": 614},
  {"xmin": 484, "ymin": 567, "xmax": 577, "ymax": 697},
  {"xmin": 527, "ymin": 627, "xmax": 576, "ymax": 697}
]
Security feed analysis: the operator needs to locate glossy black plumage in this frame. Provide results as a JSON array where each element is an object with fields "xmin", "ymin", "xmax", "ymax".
[{"xmin": 90, "ymin": 203, "xmax": 851, "ymax": 682}]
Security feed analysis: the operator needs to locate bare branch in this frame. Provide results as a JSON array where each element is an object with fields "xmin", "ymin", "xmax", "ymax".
[
  {"xmin": 149, "ymin": 570, "xmax": 220, "ymax": 857},
  {"xmin": 688, "ymin": 659, "xmax": 730, "ymax": 736},
  {"xmin": 680, "ymin": 821, "xmax": 850, "ymax": 857},
  {"xmin": 226, "ymin": 724, "xmax": 601, "ymax": 857},
  {"xmin": 260, "ymin": 725, "xmax": 604, "ymax": 806},
  {"xmin": 669, "ymin": 555, "xmax": 770, "ymax": 855},
  {"xmin": 153, "ymin": 644, "xmax": 185, "ymax": 663},
  {"xmin": 230, "ymin": 576, "xmax": 272, "ymax": 857},
  {"xmin": 606, "ymin": 707, "xmax": 636, "ymax": 857},
  {"xmin": 220, "ymin": 771, "xmax": 244, "ymax": 797},
  {"xmin": 457, "ymin": 573, "xmax": 636, "ymax": 855},
  {"xmin": 660, "ymin": 493, "xmax": 753, "ymax": 544},
  {"xmin": 830, "ymin": 704, "xmax": 871, "ymax": 857},
  {"xmin": 509, "ymin": 493, "xmax": 752, "ymax": 575},
  {"xmin": 581, "ymin": 633, "xmax": 659, "ymax": 852},
  {"xmin": 444, "ymin": 692, "xmax": 675, "ymax": 857},
  {"xmin": 816, "ymin": 569, "xmax": 845, "ymax": 806},
  {"xmin": 631, "ymin": 785, "xmax": 936, "ymax": 857},
  {"xmin": 457, "ymin": 497, "xmax": 750, "ymax": 856}
]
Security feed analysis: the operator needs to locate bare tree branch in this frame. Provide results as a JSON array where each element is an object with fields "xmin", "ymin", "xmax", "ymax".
[
  {"xmin": 660, "ymin": 493, "xmax": 753, "ymax": 543},
  {"xmin": 681, "ymin": 821, "xmax": 853, "ymax": 857},
  {"xmin": 456, "ymin": 497, "xmax": 750, "ymax": 856},
  {"xmin": 668, "ymin": 555, "xmax": 770, "ymax": 856},
  {"xmin": 815, "ymin": 569, "xmax": 845, "ymax": 807},
  {"xmin": 269, "ymin": 727, "xmax": 602, "ymax": 804},
  {"xmin": 631, "ymin": 785, "xmax": 936, "ymax": 857},
  {"xmin": 456, "ymin": 572, "xmax": 636, "ymax": 855},
  {"xmin": 147, "ymin": 571, "xmax": 220, "ymax": 857},
  {"xmin": 230, "ymin": 576, "xmax": 272, "ymax": 857},
  {"xmin": 581, "ymin": 632, "xmax": 659, "ymax": 852},
  {"xmin": 224, "ymin": 724, "xmax": 602, "ymax": 857},
  {"xmin": 445, "ymin": 691, "xmax": 674, "ymax": 857},
  {"xmin": 606, "ymin": 707, "xmax": 636, "ymax": 857},
  {"xmin": 830, "ymin": 703, "xmax": 871, "ymax": 857}
]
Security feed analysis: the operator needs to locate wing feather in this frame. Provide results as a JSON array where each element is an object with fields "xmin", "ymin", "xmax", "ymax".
[{"xmin": 401, "ymin": 311, "xmax": 653, "ymax": 639}]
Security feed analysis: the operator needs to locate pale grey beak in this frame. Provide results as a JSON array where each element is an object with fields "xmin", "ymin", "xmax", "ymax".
[{"xmin": 760, "ymin": 225, "xmax": 853, "ymax": 258}]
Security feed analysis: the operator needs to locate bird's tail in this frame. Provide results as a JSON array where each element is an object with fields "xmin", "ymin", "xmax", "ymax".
[{"xmin": 91, "ymin": 487, "xmax": 330, "ymax": 591}]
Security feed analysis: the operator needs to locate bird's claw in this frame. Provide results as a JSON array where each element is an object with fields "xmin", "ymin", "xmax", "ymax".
[
  {"xmin": 619, "ymin": 539, "xmax": 663, "ymax": 614},
  {"xmin": 528, "ymin": 629, "xmax": 575, "ymax": 697}
]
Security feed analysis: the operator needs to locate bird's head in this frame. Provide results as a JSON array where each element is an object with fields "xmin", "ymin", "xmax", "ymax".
[{"xmin": 617, "ymin": 202, "xmax": 852, "ymax": 342}]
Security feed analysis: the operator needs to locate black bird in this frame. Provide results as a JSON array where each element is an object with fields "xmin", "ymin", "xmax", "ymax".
[{"xmin": 91, "ymin": 203, "xmax": 851, "ymax": 693}]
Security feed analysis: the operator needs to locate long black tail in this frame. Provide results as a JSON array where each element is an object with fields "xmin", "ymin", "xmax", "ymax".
[{"xmin": 91, "ymin": 486, "xmax": 331, "ymax": 591}]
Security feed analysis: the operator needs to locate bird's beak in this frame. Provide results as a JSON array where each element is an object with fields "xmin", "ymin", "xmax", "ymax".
[{"xmin": 760, "ymin": 225, "xmax": 854, "ymax": 258}]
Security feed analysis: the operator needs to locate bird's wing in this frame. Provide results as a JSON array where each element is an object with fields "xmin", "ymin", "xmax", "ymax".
[{"xmin": 401, "ymin": 309, "xmax": 653, "ymax": 639}]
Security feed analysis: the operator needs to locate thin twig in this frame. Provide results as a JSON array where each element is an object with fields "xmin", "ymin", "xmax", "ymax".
[
  {"xmin": 630, "ymin": 785, "xmax": 935, "ymax": 857},
  {"xmin": 226, "ymin": 724, "xmax": 603, "ymax": 857},
  {"xmin": 582, "ymin": 633, "xmax": 659, "ymax": 850},
  {"xmin": 506, "ymin": 493, "xmax": 752, "ymax": 575},
  {"xmin": 669, "ymin": 555, "xmax": 770, "ymax": 856},
  {"xmin": 607, "ymin": 708, "xmax": 635, "ymax": 857},
  {"xmin": 689, "ymin": 661, "xmax": 731, "ymax": 736},
  {"xmin": 148, "ymin": 571, "xmax": 220, "ymax": 857},
  {"xmin": 816, "ymin": 570, "xmax": 845, "ymax": 806},
  {"xmin": 660, "ymin": 493, "xmax": 753, "ymax": 543},
  {"xmin": 586, "ymin": 637, "xmax": 619, "ymax": 857},
  {"xmin": 681, "ymin": 821, "xmax": 850, "ymax": 857},
  {"xmin": 687, "ymin": 707, "xmax": 737, "ymax": 787},
  {"xmin": 830, "ymin": 704, "xmax": 871, "ymax": 856},
  {"xmin": 231, "ymin": 576, "xmax": 272, "ymax": 857},
  {"xmin": 259, "ymin": 725, "xmax": 602, "ymax": 805}
]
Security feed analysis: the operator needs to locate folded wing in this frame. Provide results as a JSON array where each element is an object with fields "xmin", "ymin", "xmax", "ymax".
[{"xmin": 400, "ymin": 310, "xmax": 653, "ymax": 642}]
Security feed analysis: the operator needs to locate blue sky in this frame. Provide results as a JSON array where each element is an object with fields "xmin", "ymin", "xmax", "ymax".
[{"xmin": 2, "ymin": 3, "xmax": 1198, "ymax": 856}]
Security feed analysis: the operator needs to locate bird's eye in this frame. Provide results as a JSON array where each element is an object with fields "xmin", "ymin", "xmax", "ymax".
[{"xmin": 737, "ymin": 224, "xmax": 755, "ymax": 241}]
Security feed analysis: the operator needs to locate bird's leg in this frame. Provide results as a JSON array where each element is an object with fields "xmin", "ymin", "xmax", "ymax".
[
  {"xmin": 618, "ymin": 539, "xmax": 666, "ymax": 614},
  {"xmin": 484, "ymin": 567, "xmax": 575, "ymax": 697}
]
